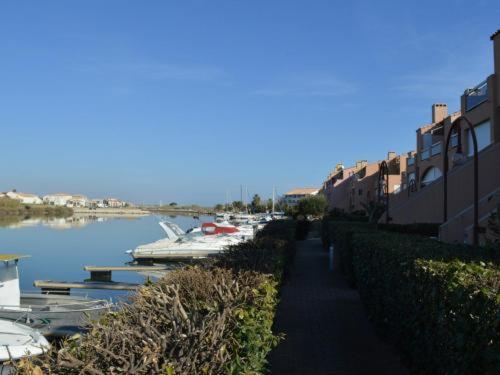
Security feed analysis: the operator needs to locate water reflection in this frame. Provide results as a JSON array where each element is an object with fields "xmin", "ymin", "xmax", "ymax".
[
  {"xmin": 2, "ymin": 215, "xmax": 139, "ymax": 230},
  {"xmin": 0, "ymin": 214, "xmax": 211, "ymax": 300}
]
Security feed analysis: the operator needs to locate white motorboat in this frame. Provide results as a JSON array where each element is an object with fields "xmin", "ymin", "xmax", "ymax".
[
  {"xmin": 215, "ymin": 212, "xmax": 230, "ymax": 221},
  {"xmin": 229, "ymin": 213, "xmax": 258, "ymax": 224},
  {"xmin": 159, "ymin": 221, "xmax": 186, "ymax": 240},
  {"xmin": 129, "ymin": 234, "xmax": 243, "ymax": 260},
  {"xmin": 0, "ymin": 255, "xmax": 111, "ymax": 337},
  {"xmin": 0, "ymin": 319, "xmax": 50, "ymax": 362},
  {"xmin": 160, "ymin": 220, "xmax": 254, "ymax": 240}
]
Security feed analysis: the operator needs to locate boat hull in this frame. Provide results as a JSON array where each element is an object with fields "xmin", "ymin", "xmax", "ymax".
[
  {"xmin": 0, "ymin": 294, "xmax": 111, "ymax": 337},
  {"xmin": 0, "ymin": 320, "xmax": 50, "ymax": 361}
]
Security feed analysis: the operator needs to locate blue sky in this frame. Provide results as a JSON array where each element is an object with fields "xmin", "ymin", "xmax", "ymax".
[{"xmin": 0, "ymin": 1, "xmax": 498, "ymax": 205}]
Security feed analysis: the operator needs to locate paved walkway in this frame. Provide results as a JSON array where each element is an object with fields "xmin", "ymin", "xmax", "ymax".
[{"xmin": 269, "ymin": 238, "xmax": 408, "ymax": 375}]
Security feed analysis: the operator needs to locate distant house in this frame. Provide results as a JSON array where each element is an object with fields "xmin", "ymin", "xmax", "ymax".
[
  {"xmin": 66, "ymin": 195, "xmax": 89, "ymax": 208},
  {"xmin": 43, "ymin": 193, "xmax": 74, "ymax": 206},
  {"xmin": 105, "ymin": 198, "xmax": 126, "ymax": 208},
  {"xmin": 91, "ymin": 199, "xmax": 106, "ymax": 208},
  {"xmin": 282, "ymin": 188, "xmax": 319, "ymax": 206},
  {"xmin": 6, "ymin": 191, "xmax": 43, "ymax": 205}
]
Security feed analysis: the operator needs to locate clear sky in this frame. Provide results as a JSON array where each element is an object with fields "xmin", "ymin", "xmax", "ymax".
[{"xmin": 0, "ymin": 1, "xmax": 498, "ymax": 205}]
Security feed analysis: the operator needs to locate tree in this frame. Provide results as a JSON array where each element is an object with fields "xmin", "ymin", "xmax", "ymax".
[
  {"xmin": 250, "ymin": 194, "xmax": 266, "ymax": 213},
  {"xmin": 296, "ymin": 195, "xmax": 328, "ymax": 218},
  {"xmin": 214, "ymin": 203, "xmax": 224, "ymax": 212},
  {"xmin": 266, "ymin": 198, "xmax": 273, "ymax": 211},
  {"xmin": 361, "ymin": 201, "xmax": 385, "ymax": 223},
  {"xmin": 231, "ymin": 200, "xmax": 244, "ymax": 212},
  {"xmin": 169, "ymin": 202, "xmax": 178, "ymax": 206}
]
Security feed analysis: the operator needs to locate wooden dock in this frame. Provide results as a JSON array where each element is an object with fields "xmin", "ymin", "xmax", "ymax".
[
  {"xmin": 84, "ymin": 265, "xmax": 169, "ymax": 281},
  {"xmin": 34, "ymin": 280, "xmax": 140, "ymax": 295}
]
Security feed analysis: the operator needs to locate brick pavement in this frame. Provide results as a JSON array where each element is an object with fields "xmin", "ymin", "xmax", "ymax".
[{"xmin": 268, "ymin": 238, "xmax": 408, "ymax": 375}]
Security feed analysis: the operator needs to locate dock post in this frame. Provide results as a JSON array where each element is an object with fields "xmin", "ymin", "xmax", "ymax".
[{"xmin": 90, "ymin": 270, "xmax": 112, "ymax": 282}]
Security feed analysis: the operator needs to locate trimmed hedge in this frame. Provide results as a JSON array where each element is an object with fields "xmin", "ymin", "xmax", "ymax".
[
  {"xmin": 326, "ymin": 222, "xmax": 500, "ymax": 374},
  {"xmin": 376, "ymin": 222, "xmax": 440, "ymax": 237},
  {"xmin": 14, "ymin": 220, "xmax": 296, "ymax": 374}
]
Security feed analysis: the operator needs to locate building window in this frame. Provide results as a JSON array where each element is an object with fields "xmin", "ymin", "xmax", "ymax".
[
  {"xmin": 421, "ymin": 167, "xmax": 442, "ymax": 187},
  {"xmin": 467, "ymin": 120, "xmax": 491, "ymax": 156}
]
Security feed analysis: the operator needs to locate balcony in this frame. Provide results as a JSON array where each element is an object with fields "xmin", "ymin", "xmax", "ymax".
[
  {"xmin": 431, "ymin": 142, "xmax": 442, "ymax": 156},
  {"xmin": 407, "ymin": 157, "xmax": 415, "ymax": 166},
  {"xmin": 421, "ymin": 148, "xmax": 430, "ymax": 161},
  {"xmin": 465, "ymin": 80, "xmax": 488, "ymax": 111},
  {"xmin": 420, "ymin": 142, "xmax": 442, "ymax": 161}
]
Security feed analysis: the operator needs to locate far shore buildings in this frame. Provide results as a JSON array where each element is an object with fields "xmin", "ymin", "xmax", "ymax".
[
  {"xmin": 43, "ymin": 193, "xmax": 78, "ymax": 207},
  {"xmin": 5, "ymin": 191, "xmax": 43, "ymax": 205},
  {"xmin": 322, "ymin": 29, "xmax": 500, "ymax": 245},
  {"xmin": 1, "ymin": 190, "xmax": 128, "ymax": 209},
  {"xmin": 282, "ymin": 188, "xmax": 319, "ymax": 206}
]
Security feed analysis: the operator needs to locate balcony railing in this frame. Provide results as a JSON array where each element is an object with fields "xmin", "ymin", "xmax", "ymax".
[
  {"xmin": 420, "ymin": 142, "xmax": 441, "ymax": 161},
  {"xmin": 431, "ymin": 142, "xmax": 442, "ymax": 156},
  {"xmin": 421, "ymin": 148, "xmax": 430, "ymax": 161},
  {"xmin": 407, "ymin": 157, "xmax": 415, "ymax": 166},
  {"xmin": 465, "ymin": 80, "xmax": 488, "ymax": 111}
]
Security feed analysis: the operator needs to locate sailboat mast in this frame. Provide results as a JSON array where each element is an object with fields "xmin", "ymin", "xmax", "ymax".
[
  {"xmin": 272, "ymin": 186, "xmax": 275, "ymax": 214},
  {"xmin": 245, "ymin": 186, "xmax": 248, "ymax": 213}
]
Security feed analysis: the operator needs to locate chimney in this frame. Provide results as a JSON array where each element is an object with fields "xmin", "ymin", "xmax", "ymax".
[
  {"xmin": 355, "ymin": 160, "xmax": 362, "ymax": 170},
  {"xmin": 492, "ymin": 30, "xmax": 500, "ymax": 78},
  {"xmin": 360, "ymin": 160, "xmax": 368, "ymax": 168},
  {"xmin": 335, "ymin": 162, "xmax": 344, "ymax": 171},
  {"xmin": 432, "ymin": 103, "xmax": 448, "ymax": 123},
  {"xmin": 387, "ymin": 151, "xmax": 397, "ymax": 160}
]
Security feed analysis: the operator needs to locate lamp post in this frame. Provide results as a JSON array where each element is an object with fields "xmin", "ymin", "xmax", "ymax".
[
  {"xmin": 378, "ymin": 160, "xmax": 390, "ymax": 224},
  {"xmin": 443, "ymin": 116, "xmax": 479, "ymax": 247}
]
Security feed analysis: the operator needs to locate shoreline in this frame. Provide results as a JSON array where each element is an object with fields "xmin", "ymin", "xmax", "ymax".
[{"xmin": 72, "ymin": 207, "xmax": 150, "ymax": 217}]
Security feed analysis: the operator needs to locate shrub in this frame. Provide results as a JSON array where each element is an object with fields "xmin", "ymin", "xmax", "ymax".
[
  {"xmin": 330, "ymin": 223, "xmax": 499, "ymax": 374},
  {"xmin": 294, "ymin": 219, "xmax": 310, "ymax": 241},
  {"xmin": 0, "ymin": 197, "xmax": 73, "ymax": 220},
  {"xmin": 14, "ymin": 220, "xmax": 296, "ymax": 374},
  {"xmin": 296, "ymin": 195, "xmax": 328, "ymax": 218},
  {"xmin": 325, "ymin": 207, "xmax": 369, "ymax": 222},
  {"xmin": 376, "ymin": 222, "xmax": 440, "ymax": 237}
]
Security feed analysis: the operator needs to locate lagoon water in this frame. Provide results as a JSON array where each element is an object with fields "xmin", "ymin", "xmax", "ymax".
[{"xmin": 0, "ymin": 214, "xmax": 213, "ymax": 300}]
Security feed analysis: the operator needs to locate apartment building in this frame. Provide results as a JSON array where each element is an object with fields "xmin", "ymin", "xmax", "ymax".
[
  {"xmin": 386, "ymin": 30, "xmax": 500, "ymax": 244},
  {"xmin": 282, "ymin": 188, "xmax": 319, "ymax": 206},
  {"xmin": 323, "ymin": 152, "xmax": 406, "ymax": 213}
]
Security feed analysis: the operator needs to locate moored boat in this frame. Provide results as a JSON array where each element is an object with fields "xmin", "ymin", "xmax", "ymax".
[
  {"xmin": 0, "ymin": 254, "xmax": 111, "ymax": 337},
  {"xmin": 0, "ymin": 319, "xmax": 50, "ymax": 362},
  {"xmin": 129, "ymin": 234, "xmax": 243, "ymax": 260}
]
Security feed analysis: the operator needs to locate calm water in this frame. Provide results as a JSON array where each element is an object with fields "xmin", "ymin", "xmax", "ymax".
[{"xmin": 0, "ymin": 214, "xmax": 213, "ymax": 300}]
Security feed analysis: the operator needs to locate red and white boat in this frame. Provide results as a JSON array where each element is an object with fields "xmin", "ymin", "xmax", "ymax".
[{"xmin": 201, "ymin": 222, "xmax": 239, "ymax": 235}]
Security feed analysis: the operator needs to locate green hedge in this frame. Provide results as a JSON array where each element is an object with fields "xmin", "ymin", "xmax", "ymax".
[
  {"xmin": 327, "ymin": 222, "xmax": 500, "ymax": 374},
  {"xmin": 376, "ymin": 222, "xmax": 440, "ymax": 237},
  {"xmin": 15, "ymin": 220, "xmax": 296, "ymax": 374}
]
